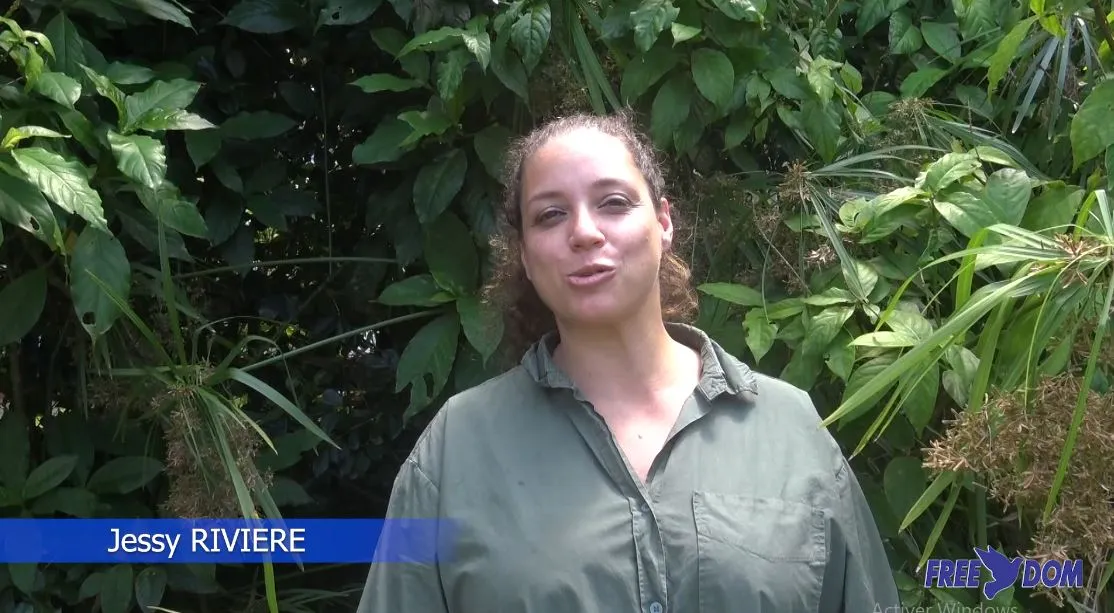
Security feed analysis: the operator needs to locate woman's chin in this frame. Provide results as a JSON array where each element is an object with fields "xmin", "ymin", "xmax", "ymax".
[{"xmin": 555, "ymin": 301, "xmax": 638, "ymax": 329}]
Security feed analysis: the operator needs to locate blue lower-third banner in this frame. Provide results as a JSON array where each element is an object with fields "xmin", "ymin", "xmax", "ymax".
[{"xmin": 0, "ymin": 519, "xmax": 457, "ymax": 564}]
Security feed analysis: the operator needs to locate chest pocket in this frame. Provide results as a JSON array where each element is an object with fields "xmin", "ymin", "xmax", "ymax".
[{"xmin": 693, "ymin": 492, "xmax": 827, "ymax": 613}]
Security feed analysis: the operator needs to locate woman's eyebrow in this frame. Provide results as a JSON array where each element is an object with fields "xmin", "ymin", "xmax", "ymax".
[{"xmin": 525, "ymin": 178, "xmax": 637, "ymax": 206}]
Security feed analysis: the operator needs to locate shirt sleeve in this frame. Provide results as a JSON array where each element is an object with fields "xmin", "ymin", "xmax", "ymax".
[
  {"xmin": 356, "ymin": 457, "xmax": 449, "ymax": 613},
  {"xmin": 820, "ymin": 455, "xmax": 902, "ymax": 613}
]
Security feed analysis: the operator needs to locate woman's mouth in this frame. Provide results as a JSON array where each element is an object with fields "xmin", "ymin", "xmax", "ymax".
[{"xmin": 568, "ymin": 265, "xmax": 616, "ymax": 287}]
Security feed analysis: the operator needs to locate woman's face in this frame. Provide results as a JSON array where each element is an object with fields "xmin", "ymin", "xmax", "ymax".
[{"xmin": 518, "ymin": 128, "xmax": 673, "ymax": 329}]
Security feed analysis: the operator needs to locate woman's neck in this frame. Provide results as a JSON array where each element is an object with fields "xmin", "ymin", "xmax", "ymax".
[{"xmin": 551, "ymin": 315, "xmax": 698, "ymax": 408}]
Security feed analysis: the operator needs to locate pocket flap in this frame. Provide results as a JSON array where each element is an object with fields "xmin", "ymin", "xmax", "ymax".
[{"xmin": 693, "ymin": 492, "xmax": 826, "ymax": 563}]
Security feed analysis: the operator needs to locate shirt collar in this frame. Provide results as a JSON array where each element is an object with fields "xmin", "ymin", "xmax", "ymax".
[{"xmin": 520, "ymin": 322, "xmax": 759, "ymax": 402}]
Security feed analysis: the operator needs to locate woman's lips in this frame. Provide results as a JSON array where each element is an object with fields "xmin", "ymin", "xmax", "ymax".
[{"xmin": 567, "ymin": 266, "xmax": 616, "ymax": 287}]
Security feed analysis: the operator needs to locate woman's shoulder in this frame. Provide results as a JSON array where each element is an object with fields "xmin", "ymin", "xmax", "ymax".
[{"xmin": 403, "ymin": 365, "xmax": 555, "ymax": 452}]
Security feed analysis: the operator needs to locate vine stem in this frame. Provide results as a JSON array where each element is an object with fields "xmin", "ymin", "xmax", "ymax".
[{"xmin": 1089, "ymin": 0, "xmax": 1114, "ymax": 56}]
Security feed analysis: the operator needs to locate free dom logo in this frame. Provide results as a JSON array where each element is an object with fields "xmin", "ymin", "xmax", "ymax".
[{"xmin": 924, "ymin": 547, "xmax": 1083, "ymax": 600}]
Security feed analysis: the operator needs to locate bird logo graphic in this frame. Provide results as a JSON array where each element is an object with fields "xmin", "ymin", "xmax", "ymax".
[{"xmin": 973, "ymin": 547, "xmax": 1024, "ymax": 600}]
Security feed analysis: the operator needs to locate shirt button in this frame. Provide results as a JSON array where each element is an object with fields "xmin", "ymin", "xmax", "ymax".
[
  {"xmin": 640, "ymin": 502, "xmax": 651, "ymax": 513},
  {"xmin": 649, "ymin": 602, "xmax": 663, "ymax": 613}
]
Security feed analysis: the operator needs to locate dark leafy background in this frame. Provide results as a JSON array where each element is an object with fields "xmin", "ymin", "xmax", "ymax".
[{"xmin": 0, "ymin": 0, "xmax": 1112, "ymax": 610}]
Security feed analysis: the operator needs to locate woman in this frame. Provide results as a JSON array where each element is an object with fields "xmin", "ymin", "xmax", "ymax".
[{"xmin": 357, "ymin": 112, "xmax": 901, "ymax": 612}]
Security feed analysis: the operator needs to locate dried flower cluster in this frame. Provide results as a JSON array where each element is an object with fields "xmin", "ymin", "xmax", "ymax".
[
  {"xmin": 161, "ymin": 399, "xmax": 272, "ymax": 519},
  {"xmin": 923, "ymin": 374, "xmax": 1114, "ymax": 603}
]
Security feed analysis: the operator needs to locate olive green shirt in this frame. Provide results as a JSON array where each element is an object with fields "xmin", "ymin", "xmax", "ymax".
[{"xmin": 357, "ymin": 323, "xmax": 900, "ymax": 613}]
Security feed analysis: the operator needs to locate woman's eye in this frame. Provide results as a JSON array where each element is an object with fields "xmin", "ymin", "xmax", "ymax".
[
  {"xmin": 537, "ymin": 209, "xmax": 563, "ymax": 223},
  {"xmin": 602, "ymin": 197, "xmax": 632, "ymax": 208}
]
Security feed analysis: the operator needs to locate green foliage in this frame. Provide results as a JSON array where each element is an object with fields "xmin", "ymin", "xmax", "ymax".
[{"xmin": 0, "ymin": 0, "xmax": 1112, "ymax": 609}]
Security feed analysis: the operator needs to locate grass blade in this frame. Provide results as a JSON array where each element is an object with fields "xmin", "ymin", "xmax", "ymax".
[
  {"xmin": 917, "ymin": 481, "xmax": 963, "ymax": 572},
  {"xmin": 224, "ymin": 368, "xmax": 338, "ymax": 449},
  {"xmin": 821, "ymin": 271, "xmax": 1053, "ymax": 427},
  {"xmin": 901, "ymin": 471, "xmax": 958, "ymax": 531}
]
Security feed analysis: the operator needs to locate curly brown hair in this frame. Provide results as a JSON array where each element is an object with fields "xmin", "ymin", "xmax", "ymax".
[{"xmin": 481, "ymin": 111, "xmax": 698, "ymax": 362}]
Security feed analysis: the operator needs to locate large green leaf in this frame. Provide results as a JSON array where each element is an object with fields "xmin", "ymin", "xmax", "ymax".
[
  {"xmin": 133, "ymin": 110, "xmax": 215, "ymax": 132},
  {"xmin": 29, "ymin": 487, "xmax": 97, "ymax": 517},
  {"xmin": 920, "ymin": 151, "xmax": 980, "ymax": 193},
  {"xmin": 462, "ymin": 18, "xmax": 492, "ymax": 70},
  {"xmin": 921, "ymin": 21, "xmax": 960, "ymax": 63},
  {"xmin": 436, "ymin": 49, "xmax": 469, "ymax": 101},
  {"xmin": 806, "ymin": 57, "xmax": 839, "ymax": 104},
  {"xmin": 22, "ymin": 455, "xmax": 78, "ymax": 500},
  {"xmin": 857, "ymin": 0, "xmax": 906, "ymax": 34},
  {"xmin": 744, "ymin": 308, "xmax": 777, "ymax": 363},
  {"xmin": 135, "ymin": 567, "xmax": 168, "ymax": 613},
  {"xmin": 490, "ymin": 35, "xmax": 530, "ymax": 102},
  {"xmin": 457, "ymin": 294, "xmax": 504, "ymax": 363},
  {"xmin": 108, "ymin": 131, "xmax": 166, "ymax": 189},
  {"xmin": 130, "ymin": 0, "xmax": 192, "ymax": 26},
  {"xmin": 378, "ymin": 274, "xmax": 454, "ymax": 306},
  {"xmin": 105, "ymin": 62, "xmax": 156, "ymax": 85},
  {"xmin": 136, "ymin": 185, "xmax": 209, "ymax": 238},
  {"xmin": 710, "ymin": 0, "xmax": 765, "ymax": 21},
  {"xmin": 350, "ymin": 74, "xmax": 423, "ymax": 93},
  {"xmin": 473, "ymin": 124, "xmax": 513, "ymax": 182},
  {"xmin": 1, "ymin": 126, "xmax": 68, "ymax": 150},
  {"xmin": 100, "ymin": 564, "xmax": 134, "ymax": 613},
  {"xmin": 671, "ymin": 22, "xmax": 701, "ymax": 43},
  {"xmin": 510, "ymin": 2, "xmax": 551, "ymax": 71},
  {"xmin": 825, "ymin": 334, "xmax": 855, "ymax": 381},
  {"xmin": 123, "ymin": 79, "xmax": 201, "ymax": 130},
  {"xmin": 414, "ymin": 149, "xmax": 468, "ymax": 223},
  {"xmin": 317, "ymin": 0, "xmax": 381, "ymax": 26},
  {"xmin": 221, "ymin": 111, "xmax": 297, "ymax": 140},
  {"xmin": 353, "ymin": 117, "xmax": 414, "ymax": 165},
  {"xmin": 44, "ymin": 13, "xmax": 88, "ymax": 80},
  {"xmin": 0, "ymin": 172, "xmax": 62, "ymax": 249},
  {"xmin": 631, "ymin": 0, "xmax": 680, "ymax": 51},
  {"xmin": 70, "ymin": 228, "xmax": 132, "ymax": 338},
  {"xmin": 423, "ymin": 211, "xmax": 478, "ymax": 295},
  {"xmin": 1021, "ymin": 183, "xmax": 1083, "ymax": 232},
  {"xmin": 398, "ymin": 109, "xmax": 453, "ymax": 145},
  {"xmin": 9, "ymin": 564, "xmax": 37, "ymax": 595},
  {"xmin": 650, "ymin": 74, "xmax": 692, "ymax": 148},
  {"xmin": 883, "ymin": 456, "xmax": 926, "ymax": 520},
  {"xmin": 958, "ymin": 0, "xmax": 997, "ymax": 39},
  {"xmin": 691, "ymin": 48, "xmax": 734, "ymax": 112},
  {"xmin": 11, "ymin": 147, "xmax": 105, "ymax": 230},
  {"xmin": 799, "ymin": 99, "xmax": 840, "ymax": 162},
  {"xmin": 888, "ymin": 11, "xmax": 923, "ymax": 55},
  {"xmin": 987, "ymin": 16, "xmax": 1035, "ymax": 96},
  {"xmin": 0, "ymin": 268, "xmax": 48, "ymax": 346},
  {"xmin": 81, "ymin": 65, "xmax": 127, "ymax": 120},
  {"xmin": 698, "ymin": 282, "xmax": 763, "ymax": 305},
  {"xmin": 398, "ymin": 26, "xmax": 466, "ymax": 56},
  {"xmin": 899, "ymin": 67, "xmax": 947, "ymax": 98},
  {"xmin": 30, "ymin": 71, "xmax": 81, "ymax": 108},
  {"xmin": 802, "ymin": 306, "xmax": 854, "ymax": 357},
  {"xmin": 934, "ymin": 169, "xmax": 1031, "ymax": 237},
  {"xmin": 185, "ymin": 130, "xmax": 221, "ymax": 169},
  {"xmin": 221, "ymin": 0, "xmax": 304, "ymax": 33},
  {"xmin": 620, "ymin": 44, "xmax": 678, "ymax": 103},
  {"xmin": 395, "ymin": 313, "xmax": 461, "ymax": 417},
  {"xmin": 902, "ymin": 364, "xmax": 939, "ymax": 434},
  {"xmin": 86, "ymin": 457, "xmax": 163, "ymax": 494},
  {"xmin": 1070, "ymin": 79, "xmax": 1114, "ymax": 169}
]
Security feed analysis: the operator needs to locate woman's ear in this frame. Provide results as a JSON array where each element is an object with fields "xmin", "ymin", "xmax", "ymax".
[{"xmin": 658, "ymin": 197, "xmax": 674, "ymax": 251}]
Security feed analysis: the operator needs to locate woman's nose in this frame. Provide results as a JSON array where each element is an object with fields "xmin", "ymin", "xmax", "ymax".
[{"xmin": 567, "ymin": 207, "xmax": 605, "ymax": 249}]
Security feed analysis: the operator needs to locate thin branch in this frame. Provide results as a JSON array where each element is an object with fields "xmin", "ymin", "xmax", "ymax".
[{"xmin": 1089, "ymin": 0, "xmax": 1114, "ymax": 58}]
